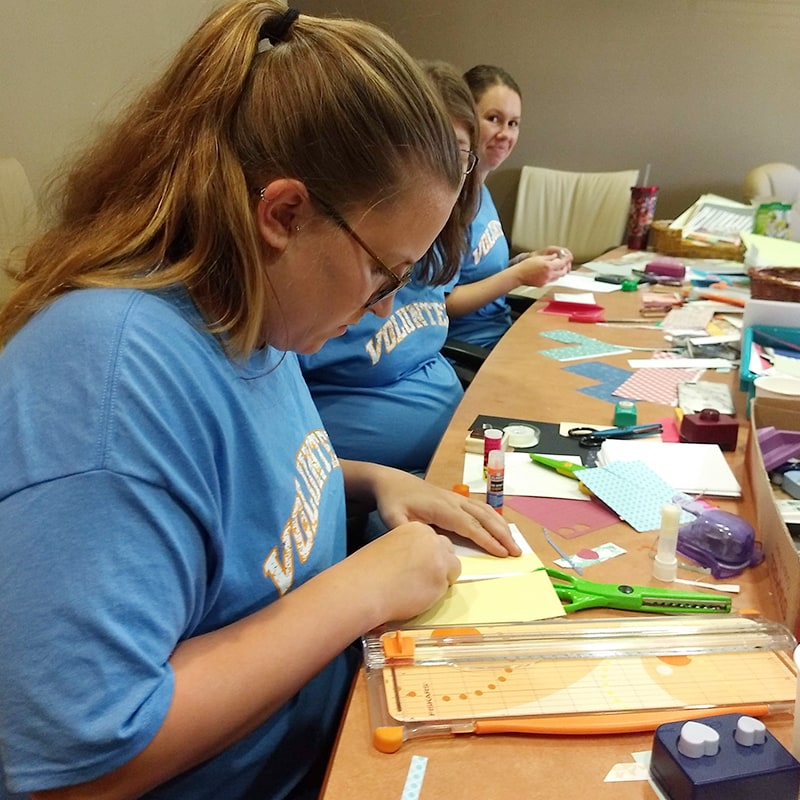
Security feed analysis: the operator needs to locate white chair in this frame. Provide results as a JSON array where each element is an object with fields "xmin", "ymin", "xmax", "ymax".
[
  {"xmin": 0, "ymin": 157, "xmax": 39, "ymax": 308},
  {"xmin": 743, "ymin": 162, "xmax": 800, "ymax": 242},
  {"xmin": 510, "ymin": 165, "xmax": 640, "ymax": 264},
  {"xmin": 743, "ymin": 162, "xmax": 800, "ymax": 205}
]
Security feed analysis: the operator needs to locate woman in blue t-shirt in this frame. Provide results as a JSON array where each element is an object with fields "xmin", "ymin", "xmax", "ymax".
[
  {"xmin": 300, "ymin": 61, "xmax": 482, "ymax": 476},
  {"xmin": 445, "ymin": 65, "xmax": 574, "ymax": 349},
  {"xmin": 0, "ymin": 10, "xmax": 519, "ymax": 800}
]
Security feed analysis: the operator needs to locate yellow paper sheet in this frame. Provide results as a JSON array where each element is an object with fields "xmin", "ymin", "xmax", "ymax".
[
  {"xmin": 458, "ymin": 551, "xmax": 544, "ymax": 581},
  {"xmin": 408, "ymin": 570, "xmax": 566, "ymax": 627}
]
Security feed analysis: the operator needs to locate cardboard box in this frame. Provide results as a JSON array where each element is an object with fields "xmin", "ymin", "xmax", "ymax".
[{"xmin": 748, "ymin": 396, "xmax": 800, "ymax": 637}]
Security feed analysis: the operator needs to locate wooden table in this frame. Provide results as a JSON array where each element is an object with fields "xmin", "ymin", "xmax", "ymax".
[{"xmin": 320, "ymin": 276, "xmax": 791, "ymax": 799}]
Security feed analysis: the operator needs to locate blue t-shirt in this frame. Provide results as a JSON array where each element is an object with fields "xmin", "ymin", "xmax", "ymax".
[
  {"xmin": 444, "ymin": 184, "xmax": 512, "ymax": 348},
  {"xmin": 0, "ymin": 288, "xmax": 350, "ymax": 800},
  {"xmin": 299, "ymin": 275, "xmax": 462, "ymax": 472}
]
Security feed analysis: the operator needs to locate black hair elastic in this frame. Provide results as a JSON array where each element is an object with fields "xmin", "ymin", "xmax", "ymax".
[{"xmin": 258, "ymin": 7, "xmax": 300, "ymax": 49}]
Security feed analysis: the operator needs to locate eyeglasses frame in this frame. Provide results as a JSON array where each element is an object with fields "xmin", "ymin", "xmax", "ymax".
[
  {"xmin": 307, "ymin": 190, "xmax": 414, "ymax": 309},
  {"xmin": 258, "ymin": 147, "xmax": 477, "ymax": 308}
]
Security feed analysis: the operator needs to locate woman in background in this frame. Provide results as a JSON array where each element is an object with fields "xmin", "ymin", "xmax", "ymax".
[
  {"xmin": 300, "ymin": 61, "xmax": 481, "ymax": 478},
  {"xmin": 0, "ymin": 7, "xmax": 517, "ymax": 800},
  {"xmin": 445, "ymin": 64, "xmax": 573, "ymax": 349}
]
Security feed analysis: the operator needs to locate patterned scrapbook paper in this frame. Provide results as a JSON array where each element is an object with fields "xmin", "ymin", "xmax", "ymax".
[{"xmin": 613, "ymin": 352, "xmax": 704, "ymax": 405}]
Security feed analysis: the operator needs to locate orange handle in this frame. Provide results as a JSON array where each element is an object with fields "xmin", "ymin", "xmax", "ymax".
[{"xmin": 472, "ymin": 705, "xmax": 771, "ymax": 736}]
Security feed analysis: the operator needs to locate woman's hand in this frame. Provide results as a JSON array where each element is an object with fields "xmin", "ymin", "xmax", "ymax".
[
  {"xmin": 510, "ymin": 246, "xmax": 573, "ymax": 287},
  {"xmin": 349, "ymin": 464, "xmax": 521, "ymax": 558},
  {"xmin": 345, "ymin": 521, "xmax": 462, "ymax": 623}
]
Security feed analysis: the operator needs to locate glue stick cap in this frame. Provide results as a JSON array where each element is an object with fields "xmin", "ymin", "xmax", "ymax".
[
  {"xmin": 484, "ymin": 428, "xmax": 503, "ymax": 447},
  {"xmin": 653, "ymin": 504, "xmax": 680, "ymax": 582},
  {"xmin": 487, "ymin": 448, "xmax": 505, "ymax": 469}
]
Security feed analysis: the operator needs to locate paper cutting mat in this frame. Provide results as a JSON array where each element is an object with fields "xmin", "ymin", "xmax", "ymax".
[{"xmin": 382, "ymin": 649, "xmax": 795, "ymax": 723}]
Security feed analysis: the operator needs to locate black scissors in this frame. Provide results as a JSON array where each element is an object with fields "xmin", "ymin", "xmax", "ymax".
[{"xmin": 567, "ymin": 422, "xmax": 663, "ymax": 448}]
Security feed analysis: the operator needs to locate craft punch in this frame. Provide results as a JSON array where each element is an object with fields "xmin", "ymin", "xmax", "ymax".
[
  {"xmin": 677, "ymin": 509, "xmax": 763, "ymax": 579},
  {"xmin": 679, "ymin": 408, "xmax": 739, "ymax": 452},
  {"xmin": 650, "ymin": 713, "xmax": 800, "ymax": 800}
]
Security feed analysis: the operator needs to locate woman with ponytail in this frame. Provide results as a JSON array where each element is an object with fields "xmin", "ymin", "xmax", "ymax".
[{"xmin": 0, "ymin": 5, "xmax": 517, "ymax": 799}]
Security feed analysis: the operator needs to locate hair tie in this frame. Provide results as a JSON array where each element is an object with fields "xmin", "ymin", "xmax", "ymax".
[{"xmin": 257, "ymin": 8, "xmax": 300, "ymax": 52}]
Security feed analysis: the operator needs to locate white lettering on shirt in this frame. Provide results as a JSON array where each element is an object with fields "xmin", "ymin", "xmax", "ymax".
[
  {"xmin": 364, "ymin": 301, "xmax": 448, "ymax": 365},
  {"xmin": 472, "ymin": 220, "xmax": 504, "ymax": 265},
  {"xmin": 262, "ymin": 429, "xmax": 340, "ymax": 594}
]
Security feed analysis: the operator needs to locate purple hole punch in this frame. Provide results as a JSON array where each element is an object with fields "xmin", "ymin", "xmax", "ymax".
[{"xmin": 677, "ymin": 509, "xmax": 763, "ymax": 579}]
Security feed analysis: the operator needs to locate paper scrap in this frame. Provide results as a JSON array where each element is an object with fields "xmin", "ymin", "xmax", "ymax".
[
  {"xmin": 553, "ymin": 541, "xmax": 626, "ymax": 570},
  {"xmin": 400, "ymin": 755, "xmax": 428, "ymax": 800},
  {"xmin": 627, "ymin": 358, "xmax": 731, "ymax": 369},
  {"xmin": 604, "ymin": 761, "xmax": 650, "ymax": 783}
]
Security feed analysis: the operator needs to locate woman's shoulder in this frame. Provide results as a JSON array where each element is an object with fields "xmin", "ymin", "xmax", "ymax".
[{"xmin": 31, "ymin": 287, "xmax": 207, "ymax": 352}]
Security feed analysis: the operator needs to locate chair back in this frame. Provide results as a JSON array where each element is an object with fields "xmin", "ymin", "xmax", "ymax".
[
  {"xmin": 743, "ymin": 162, "xmax": 800, "ymax": 205},
  {"xmin": 510, "ymin": 166, "xmax": 639, "ymax": 264},
  {"xmin": 0, "ymin": 157, "xmax": 38, "ymax": 308}
]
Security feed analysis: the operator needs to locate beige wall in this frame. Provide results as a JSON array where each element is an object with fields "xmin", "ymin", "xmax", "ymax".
[
  {"xmin": 0, "ymin": 0, "xmax": 216, "ymax": 206},
  {"xmin": 2, "ymin": 0, "xmax": 799, "ymax": 229}
]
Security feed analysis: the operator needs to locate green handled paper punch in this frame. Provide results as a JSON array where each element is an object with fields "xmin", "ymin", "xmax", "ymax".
[
  {"xmin": 546, "ymin": 568, "xmax": 732, "ymax": 614},
  {"xmin": 529, "ymin": 453, "xmax": 586, "ymax": 480}
]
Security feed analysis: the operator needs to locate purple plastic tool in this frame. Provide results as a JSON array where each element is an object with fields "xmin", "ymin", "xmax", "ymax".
[
  {"xmin": 757, "ymin": 426, "xmax": 800, "ymax": 472},
  {"xmin": 677, "ymin": 509, "xmax": 763, "ymax": 579}
]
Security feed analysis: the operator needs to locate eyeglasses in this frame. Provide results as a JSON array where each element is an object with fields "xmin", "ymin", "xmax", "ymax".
[
  {"xmin": 461, "ymin": 149, "xmax": 478, "ymax": 176},
  {"xmin": 308, "ymin": 191, "xmax": 414, "ymax": 309}
]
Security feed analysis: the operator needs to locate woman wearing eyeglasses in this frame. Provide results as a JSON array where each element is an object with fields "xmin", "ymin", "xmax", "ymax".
[
  {"xmin": 0, "ymin": 7, "xmax": 518, "ymax": 800},
  {"xmin": 300, "ymin": 62, "xmax": 480, "ymax": 486},
  {"xmin": 444, "ymin": 64, "xmax": 574, "ymax": 350}
]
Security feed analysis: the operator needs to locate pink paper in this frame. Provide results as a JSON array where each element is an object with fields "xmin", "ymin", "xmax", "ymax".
[
  {"xmin": 613, "ymin": 352, "xmax": 703, "ymax": 405},
  {"xmin": 659, "ymin": 416, "xmax": 681, "ymax": 442},
  {"xmin": 505, "ymin": 496, "xmax": 619, "ymax": 539}
]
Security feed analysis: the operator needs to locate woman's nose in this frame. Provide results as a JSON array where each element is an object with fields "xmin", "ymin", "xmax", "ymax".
[{"xmin": 368, "ymin": 294, "xmax": 395, "ymax": 318}]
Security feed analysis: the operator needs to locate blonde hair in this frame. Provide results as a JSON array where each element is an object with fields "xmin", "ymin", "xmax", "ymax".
[{"xmin": 0, "ymin": 1, "xmax": 461, "ymax": 355}]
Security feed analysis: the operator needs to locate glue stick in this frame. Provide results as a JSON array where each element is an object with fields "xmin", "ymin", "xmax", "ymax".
[
  {"xmin": 486, "ymin": 448, "xmax": 505, "ymax": 514},
  {"xmin": 653, "ymin": 503, "xmax": 680, "ymax": 582},
  {"xmin": 483, "ymin": 428, "xmax": 503, "ymax": 478}
]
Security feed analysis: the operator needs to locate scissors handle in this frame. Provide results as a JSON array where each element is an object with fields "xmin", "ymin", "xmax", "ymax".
[
  {"xmin": 575, "ymin": 422, "xmax": 663, "ymax": 448},
  {"xmin": 529, "ymin": 454, "xmax": 585, "ymax": 480},
  {"xmin": 591, "ymin": 423, "xmax": 663, "ymax": 440}
]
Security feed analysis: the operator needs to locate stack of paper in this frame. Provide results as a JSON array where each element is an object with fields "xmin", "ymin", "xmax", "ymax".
[
  {"xmin": 407, "ymin": 525, "xmax": 566, "ymax": 626},
  {"xmin": 597, "ymin": 439, "xmax": 741, "ymax": 498},
  {"xmin": 672, "ymin": 193, "xmax": 755, "ymax": 247}
]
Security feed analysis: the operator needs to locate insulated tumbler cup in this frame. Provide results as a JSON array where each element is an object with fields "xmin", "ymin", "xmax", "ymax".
[{"xmin": 625, "ymin": 186, "xmax": 658, "ymax": 250}]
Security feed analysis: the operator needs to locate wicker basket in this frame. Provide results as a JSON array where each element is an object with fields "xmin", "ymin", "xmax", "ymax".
[
  {"xmin": 649, "ymin": 219, "xmax": 746, "ymax": 261},
  {"xmin": 748, "ymin": 267, "xmax": 800, "ymax": 302}
]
